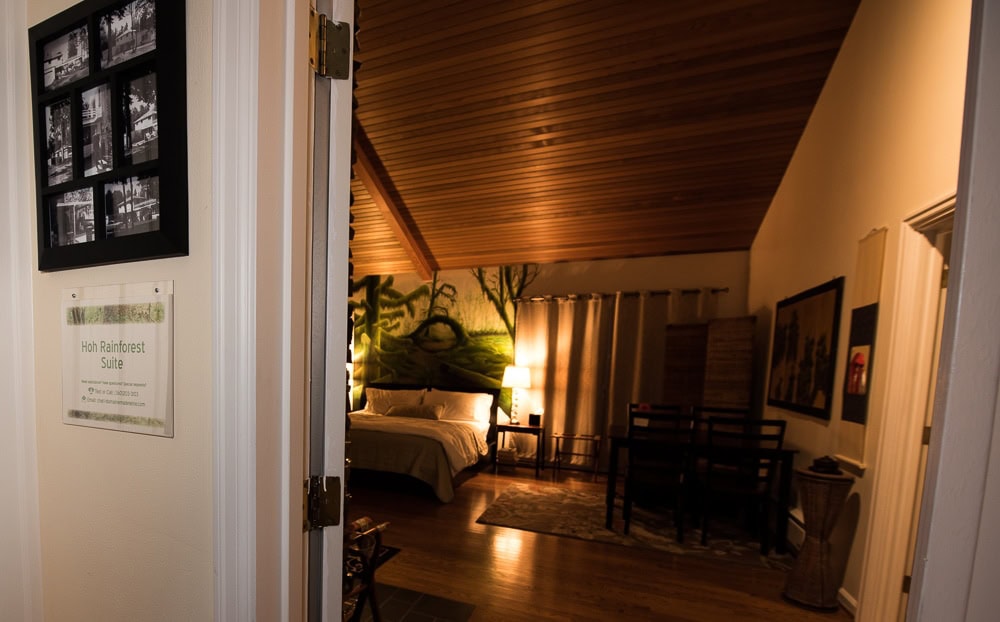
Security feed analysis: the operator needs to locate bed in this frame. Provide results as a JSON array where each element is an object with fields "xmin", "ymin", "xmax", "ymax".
[{"xmin": 347, "ymin": 383, "xmax": 500, "ymax": 502}]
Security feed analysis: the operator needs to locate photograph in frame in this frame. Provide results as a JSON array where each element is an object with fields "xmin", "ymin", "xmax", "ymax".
[
  {"xmin": 45, "ymin": 99, "xmax": 74, "ymax": 186},
  {"xmin": 843, "ymin": 303, "xmax": 879, "ymax": 424},
  {"xmin": 82, "ymin": 83, "xmax": 113, "ymax": 176},
  {"xmin": 49, "ymin": 187, "xmax": 95, "ymax": 247},
  {"xmin": 42, "ymin": 24, "xmax": 89, "ymax": 91},
  {"xmin": 100, "ymin": 0, "xmax": 157, "ymax": 69},
  {"xmin": 767, "ymin": 277, "xmax": 845, "ymax": 419},
  {"xmin": 30, "ymin": 0, "xmax": 187, "ymax": 271},
  {"xmin": 122, "ymin": 72, "xmax": 158, "ymax": 164},
  {"xmin": 104, "ymin": 175, "xmax": 160, "ymax": 238}
]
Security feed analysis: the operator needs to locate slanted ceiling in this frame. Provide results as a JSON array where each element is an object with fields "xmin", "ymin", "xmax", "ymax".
[{"xmin": 350, "ymin": 0, "xmax": 860, "ymax": 279}]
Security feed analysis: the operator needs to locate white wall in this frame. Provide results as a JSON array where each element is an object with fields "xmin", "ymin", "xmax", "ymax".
[
  {"xmin": 25, "ymin": 0, "xmax": 216, "ymax": 619},
  {"xmin": 748, "ymin": 0, "xmax": 971, "ymax": 608},
  {"xmin": 0, "ymin": 0, "xmax": 42, "ymax": 618},
  {"xmin": 524, "ymin": 251, "xmax": 749, "ymax": 318}
]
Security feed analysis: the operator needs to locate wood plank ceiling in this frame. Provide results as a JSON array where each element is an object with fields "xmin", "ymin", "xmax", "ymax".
[{"xmin": 350, "ymin": 0, "xmax": 860, "ymax": 279}]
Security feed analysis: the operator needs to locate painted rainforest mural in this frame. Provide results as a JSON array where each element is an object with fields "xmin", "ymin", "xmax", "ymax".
[{"xmin": 349, "ymin": 265, "xmax": 538, "ymax": 410}]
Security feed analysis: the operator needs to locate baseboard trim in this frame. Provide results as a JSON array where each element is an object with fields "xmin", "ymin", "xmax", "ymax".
[{"xmin": 838, "ymin": 587, "xmax": 858, "ymax": 616}]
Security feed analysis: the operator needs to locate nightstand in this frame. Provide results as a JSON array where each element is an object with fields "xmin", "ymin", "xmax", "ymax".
[{"xmin": 496, "ymin": 423, "xmax": 545, "ymax": 478}]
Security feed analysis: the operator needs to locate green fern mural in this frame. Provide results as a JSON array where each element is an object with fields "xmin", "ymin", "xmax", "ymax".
[{"xmin": 349, "ymin": 265, "xmax": 537, "ymax": 410}]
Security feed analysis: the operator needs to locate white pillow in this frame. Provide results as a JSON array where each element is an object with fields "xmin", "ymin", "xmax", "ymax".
[
  {"xmin": 424, "ymin": 389, "xmax": 494, "ymax": 422},
  {"xmin": 470, "ymin": 393, "xmax": 495, "ymax": 422},
  {"xmin": 364, "ymin": 387, "xmax": 426, "ymax": 415},
  {"xmin": 385, "ymin": 404, "xmax": 443, "ymax": 420}
]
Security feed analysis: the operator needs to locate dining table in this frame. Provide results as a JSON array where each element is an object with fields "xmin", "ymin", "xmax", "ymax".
[{"xmin": 604, "ymin": 431, "xmax": 798, "ymax": 555}]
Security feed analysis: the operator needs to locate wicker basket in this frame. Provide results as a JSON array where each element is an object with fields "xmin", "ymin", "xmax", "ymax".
[
  {"xmin": 783, "ymin": 467, "xmax": 854, "ymax": 610},
  {"xmin": 496, "ymin": 447, "xmax": 519, "ymax": 466}
]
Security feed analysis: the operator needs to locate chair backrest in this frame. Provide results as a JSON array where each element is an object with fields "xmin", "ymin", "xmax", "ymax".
[
  {"xmin": 626, "ymin": 403, "xmax": 697, "ymax": 478},
  {"xmin": 691, "ymin": 406, "xmax": 749, "ymax": 441},
  {"xmin": 704, "ymin": 416, "xmax": 787, "ymax": 488},
  {"xmin": 705, "ymin": 416, "xmax": 785, "ymax": 450},
  {"xmin": 627, "ymin": 403, "xmax": 695, "ymax": 439},
  {"xmin": 693, "ymin": 405, "xmax": 751, "ymax": 419}
]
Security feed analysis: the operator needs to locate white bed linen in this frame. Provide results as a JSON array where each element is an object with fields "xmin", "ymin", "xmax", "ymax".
[{"xmin": 348, "ymin": 412, "xmax": 489, "ymax": 474}]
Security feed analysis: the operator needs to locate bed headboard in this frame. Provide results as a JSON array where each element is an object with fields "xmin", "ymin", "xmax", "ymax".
[{"xmin": 361, "ymin": 382, "xmax": 502, "ymax": 457}]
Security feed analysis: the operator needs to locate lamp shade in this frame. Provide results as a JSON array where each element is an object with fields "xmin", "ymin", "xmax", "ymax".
[{"xmin": 501, "ymin": 365, "xmax": 531, "ymax": 389}]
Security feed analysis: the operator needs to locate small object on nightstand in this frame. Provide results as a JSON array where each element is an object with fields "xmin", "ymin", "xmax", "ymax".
[{"xmin": 528, "ymin": 413, "xmax": 541, "ymax": 427}]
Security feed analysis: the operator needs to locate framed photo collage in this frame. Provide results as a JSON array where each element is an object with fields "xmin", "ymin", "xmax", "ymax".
[{"xmin": 29, "ymin": 0, "xmax": 187, "ymax": 271}]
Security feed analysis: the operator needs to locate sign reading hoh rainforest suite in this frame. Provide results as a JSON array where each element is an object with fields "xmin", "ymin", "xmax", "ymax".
[{"xmin": 61, "ymin": 280, "xmax": 174, "ymax": 436}]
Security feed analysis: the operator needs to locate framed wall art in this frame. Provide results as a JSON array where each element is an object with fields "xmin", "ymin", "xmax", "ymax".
[
  {"xmin": 29, "ymin": 0, "xmax": 187, "ymax": 271},
  {"xmin": 842, "ymin": 302, "xmax": 879, "ymax": 424},
  {"xmin": 767, "ymin": 276, "xmax": 845, "ymax": 419}
]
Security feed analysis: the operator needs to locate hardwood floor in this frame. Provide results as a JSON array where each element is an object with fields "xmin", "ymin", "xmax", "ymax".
[{"xmin": 346, "ymin": 468, "xmax": 854, "ymax": 622}]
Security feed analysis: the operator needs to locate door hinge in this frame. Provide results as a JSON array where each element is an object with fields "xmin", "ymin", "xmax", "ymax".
[
  {"xmin": 922, "ymin": 426, "xmax": 932, "ymax": 446},
  {"xmin": 902, "ymin": 574, "xmax": 912, "ymax": 594},
  {"xmin": 303, "ymin": 475, "xmax": 342, "ymax": 531},
  {"xmin": 309, "ymin": 8, "xmax": 351, "ymax": 80}
]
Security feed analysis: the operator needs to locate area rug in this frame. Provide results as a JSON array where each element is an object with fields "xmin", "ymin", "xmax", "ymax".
[
  {"xmin": 359, "ymin": 584, "xmax": 475, "ymax": 622},
  {"xmin": 374, "ymin": 545, "xmax": 400, "ymax": 569},
  {"xmin": 476, "ymin": 483, "xmax": 791, "ymax": 569}
]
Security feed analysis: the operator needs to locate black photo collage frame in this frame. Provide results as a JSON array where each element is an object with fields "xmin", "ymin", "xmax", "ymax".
[{"xmin": 29, "ymin": 0, "xmax": 187, "ymax": 271}]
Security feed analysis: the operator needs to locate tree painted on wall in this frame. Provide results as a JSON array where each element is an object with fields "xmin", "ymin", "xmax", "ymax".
[
  {"xmin": 349, "ymin": 274, "xmax": 429, "ymax": 392},
  {"xmin": 424, "ymin": 272, "xmax": 456, "ymax": 319},
  {"xmin": 472, "ymin": 264, "xmax": 539, "ymax": 342}
]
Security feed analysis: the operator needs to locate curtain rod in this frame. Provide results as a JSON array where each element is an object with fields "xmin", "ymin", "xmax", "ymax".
[{"xmin": 515, "ymin": 287, "xmax": 729, "ymax": 303}]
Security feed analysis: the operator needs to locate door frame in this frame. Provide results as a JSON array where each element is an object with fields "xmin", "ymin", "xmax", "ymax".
[
  {"xmin": 214, "ymin": 0, "xmax": 344, "ymax": 618},
  {"xmin": 212, "ymin": 0, "xmax": 263, "ymax": 617},
  {"xmin": 213, "ymin": 0, "xmax": 316, "ymax": 618},
  {"xmin": 856, "ymin": 198, "xmax": 952, "ymax": 621},
  {"xmin": 311, "ymin": 1, "xmax": 352, "ymax": 618},
  {"xmin": 0, "ymin": 0, "xmax": 43, "ymax": 619}
]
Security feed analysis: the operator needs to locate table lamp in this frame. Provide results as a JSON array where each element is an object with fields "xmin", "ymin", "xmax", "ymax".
[{"xmin": 502, "ymin": 365, "xmax": 531, "ymax": 425}]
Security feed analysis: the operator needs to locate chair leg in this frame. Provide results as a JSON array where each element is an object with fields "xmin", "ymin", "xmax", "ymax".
[
  {"xmin": 758, "ymin": 500, "xmax": 770, "ymax": 556},
  {"xmin": 350, "ymin": 585, "xmax": 382, "ymax": 622},
  {"xmin": 675, "ymin": 495, "xmax": 684, "ymax": 543},
  {"xmin": 348, "ymin": 591, "xmax": 367, "ymax": 622},
  {"xmin": 369, "ymin": 583, "xmax": 382, "ymax": 622},
  {"xmin": 700, "ymin": 492, "xmax": 710, "ymax": 546},
  {"xmin": 622, "ymin": 481, "xmax": 633, "ymax": 535}
]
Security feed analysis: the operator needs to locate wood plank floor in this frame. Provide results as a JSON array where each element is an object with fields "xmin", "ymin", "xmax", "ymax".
[{"xmin": 346, "ymin": 467, "xmax": 854, "ymax": 622}]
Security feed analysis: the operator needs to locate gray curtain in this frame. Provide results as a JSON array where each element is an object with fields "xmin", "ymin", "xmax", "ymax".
[{"xmin": 511, "ymin": 289, "xmax": 723, "ymax": 464}]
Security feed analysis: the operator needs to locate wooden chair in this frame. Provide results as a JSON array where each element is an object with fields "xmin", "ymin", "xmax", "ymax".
[
  {"xmin": 623, "ymin": 403, "xmax": 697, "ymax": 541},
  {"xmin": 343, "ymin": 516, "xmax": 389, "ymax": 622},
  {"xmin": 700, "ymin": 416, "xmax": 786, "ymax": 554},
  {"xmin": 691, "ymin": 406, "xmax": 750, "ymax": 444},
  {"xmin": 692, "ymin": 405, "xmax": 751, "ymax": 419}
]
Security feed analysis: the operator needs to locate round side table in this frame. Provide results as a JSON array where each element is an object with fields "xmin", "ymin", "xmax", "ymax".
[{"xmin": 783, "ymin": 466, "xmax": 855, "ymax": 611}]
